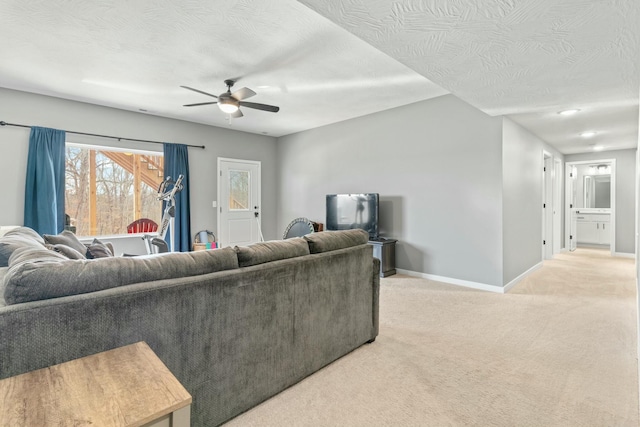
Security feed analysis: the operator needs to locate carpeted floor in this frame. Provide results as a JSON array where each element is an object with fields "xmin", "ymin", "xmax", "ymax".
[{"xmin": 225, "ymin": 248, "xmax": 639, "ymax": 426}]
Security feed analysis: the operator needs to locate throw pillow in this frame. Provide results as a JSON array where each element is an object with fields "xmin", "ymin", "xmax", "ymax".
[
  {"xmin": 86, "ymin": 238, "xmax": 114, "ymax": 259},
  {"xmin": 43, "ymin": 230, "xmax": 88, "ymax": 255},
  {"xmin": 47, "ymin": 244, "xmax": 86, "ymax": 260}
]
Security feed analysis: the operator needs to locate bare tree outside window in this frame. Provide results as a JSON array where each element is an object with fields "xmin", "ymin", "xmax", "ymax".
[
  {"xmin": 65, "ymin": 146, "xmax": 164, "ymax": 236},
  {"xmin": 229, "ymin": 170, "xmax": 249, "ymax": 210}
]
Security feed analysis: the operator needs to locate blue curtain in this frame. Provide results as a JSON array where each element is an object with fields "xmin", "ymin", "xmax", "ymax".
[
  {"xmin": 163, "ymin": 143, "xmax": 191, "ymax": 251},
  {"xmin": 24, "ymin": 127, "xmax": 66, "ymax": 235}
]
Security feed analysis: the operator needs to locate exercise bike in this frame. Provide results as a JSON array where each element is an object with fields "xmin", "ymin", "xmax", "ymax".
[{"xmin": 142, "ymin": 174, "xmax": 184, "ymax": 254}]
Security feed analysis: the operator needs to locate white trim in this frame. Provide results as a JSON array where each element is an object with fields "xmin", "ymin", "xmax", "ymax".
[
  {"xmin": 396, "ymin": 262, "xmax": 543, "ymax": 294},
  {"xmin": 542, "ymin": 151, "xmax": 553, "ymax": 260},
  {"xmin": 504, "ymin": 262, "xmax": 543, "ymax": 292},
  {"xmin": 614, "ymin": 252, "xmax": 636, "ymax": 259},
  {"xmin": 66, "ymin": 141, "xmax": 162, "ymax": 155},
  {"xmin": 395, "ymin": 269, "xmax": 505, "ymax": 293},
  {"xmin": 553, "ymin": 157, "xmax": 563, "ymax": 254}
]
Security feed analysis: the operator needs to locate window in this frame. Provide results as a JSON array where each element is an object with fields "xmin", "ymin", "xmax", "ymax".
[
  {"xmin": 228, "ymin": 170, "xmax": 250, "ymax": 210},
  {"xmin": 65, "ymin": 144, "xmax": 164, "ymax": 236}
]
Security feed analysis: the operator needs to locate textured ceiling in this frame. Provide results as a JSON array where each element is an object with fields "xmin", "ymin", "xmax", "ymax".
[
  {"xmin": 0, "ymin": 0, "xmax": 638, "ymax": 153},
  {"xmin": 298, "ymin": 0, "xmax": 640, "ymax": 154},
  {"xmin": 0, "ymin": 0, "xmax": 446, "ymax": 137}
]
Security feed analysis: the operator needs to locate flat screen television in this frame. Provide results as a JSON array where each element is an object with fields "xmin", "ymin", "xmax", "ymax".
[{"xmin": 326, "ymin": 193, "xmax": 379, "ymax": 239}]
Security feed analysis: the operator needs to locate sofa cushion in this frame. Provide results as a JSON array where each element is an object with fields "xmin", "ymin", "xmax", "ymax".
[
  {"xmin": 0, "ymin": 228, "xmax": 46, "ymax": 267},
  {"xmin": 0, "ymin": 267, "xmax": 8, "ymax": 307},
  {"xmin": 235, "ymin": 238, "xmax": 310, "ymax": 268},
  {"xmin": 9, "ymin": 246, "xmax": 68, "ymax": 265},
  {"xmin": 86, "ymin": 238, "xmax": 114, "ymax": 259},
  {"xmin": 3, "ymin": 247, "xmax": 239, "ymax": 305},
  {"xmin": 43, "ymin": 230, "xmax": 88, "ymax": 256},
  {"xmin": 3, "ymin": 227, "xmax": 45, "ymax": 244},
  {"xmin": 304, "ymin": 229, "xmax": 369, "ymax": 254}
]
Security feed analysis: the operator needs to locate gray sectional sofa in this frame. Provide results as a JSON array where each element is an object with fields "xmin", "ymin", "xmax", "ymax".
[{"xmin": 0, "ymin": 227, "xmax": 379, "ymax": 426}]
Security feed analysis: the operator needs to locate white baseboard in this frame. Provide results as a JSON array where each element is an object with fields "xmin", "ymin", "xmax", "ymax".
[
  {"xmin": 503, "ymin": 262, "xmax": 543, "ymax": 292},
  {"xmin": 395, "ymin": 269, "xmax": 505, "ymax": 293},
  {"xmin": 614, "ymin": 252, "xmax": 635, "ymax": 259},
  {"xmin": 396, "ymin": 262, "xmax": 543, "ymax": 294}
]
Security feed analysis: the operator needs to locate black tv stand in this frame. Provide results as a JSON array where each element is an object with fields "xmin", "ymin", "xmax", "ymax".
[{"xmin": 368, "ymin": 238, "xmax": 397, "ymax": 277}]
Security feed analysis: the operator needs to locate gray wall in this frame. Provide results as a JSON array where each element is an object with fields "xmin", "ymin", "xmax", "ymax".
[
  {"xmin": 501, "ymin": 118, "xmax": 564, "ymax": 284},
  {"xmin": 566, "ymin": 149, "xmax": 636, "ymax": 254},
  {"xmin": 0, "ymin": 88, "xmax": 278, "ymax": 255},
  {"xmin": 278, "ymin": 95, "xmax": 506, "ymax": 287},
  {"xmin": 502, "ymin": 119, "xmax": 540, "ymax": 284}
]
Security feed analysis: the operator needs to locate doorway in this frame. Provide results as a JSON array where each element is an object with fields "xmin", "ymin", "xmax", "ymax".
[
  {"xmin": 564, "ymin": 159, "xmax": 616, "ymax": 255},
  {"xmin": 217, "ymin": 158, "xmax": 262, "ymax": 247}
]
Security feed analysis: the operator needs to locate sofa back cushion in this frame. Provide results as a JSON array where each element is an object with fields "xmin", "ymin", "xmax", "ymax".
[
  {"xmin": 3, "ymin": 247, "xmax": 239, "ymax": 305},
  {"xmin": 304, "ymin": 229, "xmax": 369, "ymax": 254},
  {"xmin": 235, "ymin": 238, "xmax": 310, "ymax": 267},
  {"xmin": 0, "ymin": 227, "xmax": 46, "ymax": 267}
]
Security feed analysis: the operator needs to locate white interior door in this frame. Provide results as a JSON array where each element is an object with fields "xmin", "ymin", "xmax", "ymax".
[
  {"xmin": 569, "ymin": 209, "xmax": 577, "ymax": 251},
  {"xmin": 567, "ymin": 165, "xmax": 578, "ymax": 251},
  {"xmin": 553, "ymin": 158, "xmax": 562, "ymax": 255},
  {"xmin": 217, "ymin": 158, "xmax": 261, "ymax": 248},
  {"xmin": 543, "ymin": 153, "xmax": 553, "ymax": 259}
]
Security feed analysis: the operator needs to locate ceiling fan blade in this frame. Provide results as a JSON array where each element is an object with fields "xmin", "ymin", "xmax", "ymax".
[
  {"xmin": 180, "ymin": 85, "xmax": 218, "ymax": 99},
  {"xmin": 230, "ymin": 109, "xmax": 243, "ymax": 118},
  {"xmin": 231, "ymin": 87, "xmax": 256, "ymax": 101},
  {"xmin": 183, "ymin": 101, "xmax": 218, "ymax": 107},
  {"xmin": 239, "ymin": 101, "xmax": 279, "ymax": 113}
]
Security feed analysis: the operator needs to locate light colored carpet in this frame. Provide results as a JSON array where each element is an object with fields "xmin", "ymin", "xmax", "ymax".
[{"xmin": 225, "ymin": 248, "xmax": 639, "ymax": 426}]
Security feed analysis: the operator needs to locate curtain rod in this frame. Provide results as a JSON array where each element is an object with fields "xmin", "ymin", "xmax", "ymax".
[{"xmin": 0, "ymin": 121, "xmax": 205, "ymax": 149}]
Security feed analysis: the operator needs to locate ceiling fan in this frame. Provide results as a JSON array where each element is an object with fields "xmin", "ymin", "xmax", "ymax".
[{"xmin": 181, "ymin": 79, "xmax": 280, "ymax": 118}]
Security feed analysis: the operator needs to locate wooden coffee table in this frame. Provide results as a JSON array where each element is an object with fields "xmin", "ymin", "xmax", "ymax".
[{"xmin": 0, "ymin": 342, "xmax": 191, "ymax": 427}]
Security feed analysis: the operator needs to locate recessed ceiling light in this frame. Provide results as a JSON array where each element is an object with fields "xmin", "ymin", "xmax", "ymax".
[
  {"xmin": 558, "ymin": 109, "xmax": 580, "ymax": 116},
  {"xmin": 580, "ymin": 131, "xmax": 597, "ymax": 138},
  {"xmin": 593, "ymin": 145, "xmax": 604, "ymax": 151},
  {"xmin": 256, "ymin": 85, "xmax": 271, "ymax": 89}
]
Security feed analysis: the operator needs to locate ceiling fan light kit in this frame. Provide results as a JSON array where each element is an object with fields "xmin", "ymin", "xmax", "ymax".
[
  {"xmin": 218, "ymin": 98, "xmax": 239, "ymax": 113},
  {"xmin": 181, "ymin": 79, "xmax": 280, "ymax": 118}
]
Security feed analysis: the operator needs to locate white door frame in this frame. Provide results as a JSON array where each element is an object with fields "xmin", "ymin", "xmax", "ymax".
[
  {"xmin": 553, "ymin": 157, "xmax": 563, "ymax": 255},
  {"xmin": 564, "ymin": 158, "xmax": 616, "ymax": 255},
  {"xmin": 542, "ymin": 151, "xmax": 553, "ymax": 260},
  {"xmin": 217, "ymin": 157, "xmax": 262, "ymax": 247}
]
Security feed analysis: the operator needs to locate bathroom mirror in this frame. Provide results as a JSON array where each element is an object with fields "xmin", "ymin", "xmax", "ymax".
[{"xmin": 584, "ymin": 174, "xmax": 611, "ymax": 208}]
